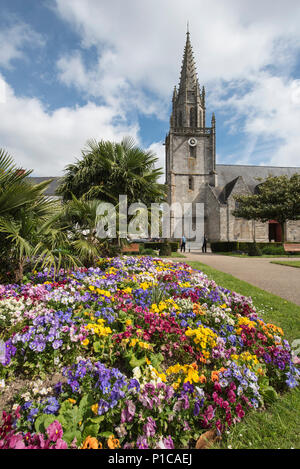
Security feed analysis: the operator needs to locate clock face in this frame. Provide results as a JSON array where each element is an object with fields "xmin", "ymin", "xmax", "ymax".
[{"xmin": 188, "ymin": 137, "xmax": 197, "ymax": 147}]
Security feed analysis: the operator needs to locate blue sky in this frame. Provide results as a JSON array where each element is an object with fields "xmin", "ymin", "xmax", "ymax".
[{"xmin": 0, "ymin": 0, "xmax": 300, "ymax": 179}]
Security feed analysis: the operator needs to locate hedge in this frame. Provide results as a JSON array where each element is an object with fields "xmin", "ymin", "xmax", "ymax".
[{"xmin": 210, "ymin": 241, "xmax": 284, "ymax": 253}]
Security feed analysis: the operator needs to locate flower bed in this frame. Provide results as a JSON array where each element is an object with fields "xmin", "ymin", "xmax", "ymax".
[{"xmin": 0, "ymin": 256, "xmax": 299, "ymax": 449}]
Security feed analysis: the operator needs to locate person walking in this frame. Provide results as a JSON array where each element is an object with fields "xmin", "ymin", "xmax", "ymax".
[
  {"xmin": 181, "ymin": 236, "xmax": 186, "ymax": 253},
  {"xmin": 202, "ymin": 234, "xmax": 207, "ymax": 253}
]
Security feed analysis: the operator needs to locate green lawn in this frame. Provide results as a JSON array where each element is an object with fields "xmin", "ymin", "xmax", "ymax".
[
  {"xmin": 271, "ymin": 261, "xmax": 300, "ymax": 269},
  {"xmin": 186, "ymin": 260, "xmax": 300, "ymax": 449}
]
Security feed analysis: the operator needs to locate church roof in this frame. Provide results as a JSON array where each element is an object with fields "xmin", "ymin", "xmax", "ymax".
[{"xmin": 216, "ymin": 164, "xmax": 300, "ymax": 195}]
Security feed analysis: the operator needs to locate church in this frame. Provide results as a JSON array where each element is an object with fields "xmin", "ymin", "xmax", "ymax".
[
  {"xmin": 29, "ymin": 30, "xmax": 300, "ymax": 245},
  {"xmin": 165, "ymin": 30, "xmax": 300, "ymax": 245}
]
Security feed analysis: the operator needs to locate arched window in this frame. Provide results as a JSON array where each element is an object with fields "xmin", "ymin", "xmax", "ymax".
[
  {"xmin": 188, "ymin": 176, "xmax": 194, "ymax": 191},
  {"xmin": 178, "ymin": 111, "xmax": 183, "ymax": 127},
  {"xmin": 189, "ymin": 145, "xmax": 196, "ymax": 158},
  {"xmin": 190, "ymin": 107, "xmax": 196, "ymax": 127}
]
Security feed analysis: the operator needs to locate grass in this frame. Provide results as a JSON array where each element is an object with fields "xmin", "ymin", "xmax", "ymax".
[
  {"xmin": 185, "ymin": 260, "xmax": 300, "ymax": 449},
  {"xmin": 271, "ymin": 261, "xmax": 300, "ymax": 269}
]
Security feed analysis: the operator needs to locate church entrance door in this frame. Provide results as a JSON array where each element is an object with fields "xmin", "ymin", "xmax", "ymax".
[{"xmin": 268, "ymin": 221, "xmax": 282, "ymax": 242}]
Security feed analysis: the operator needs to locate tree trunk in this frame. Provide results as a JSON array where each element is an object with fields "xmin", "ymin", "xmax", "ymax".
[{"xmin": 15, "ymin": 258, "xmax": 25, "ymax": 283}]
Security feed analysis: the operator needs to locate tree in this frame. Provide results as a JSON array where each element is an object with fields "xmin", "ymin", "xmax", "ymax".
[
  {"xmin": 56, "ymin": 137, "xmax": 166, "ymax": 206},
  {"xmin": 0, "ymin": 149, "xmax": 51, "ymax": 216},
  {"xmin": 0, "ymin": 149, "xmax": 80, "ymax": 282},
  {"xmin": 233, "ymin": 174, "xmax": 300, "ymax": 241}
]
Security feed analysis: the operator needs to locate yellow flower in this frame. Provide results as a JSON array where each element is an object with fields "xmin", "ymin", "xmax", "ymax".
[
  {"xmin": 91, "ymin": 403, "xmax": 99, "ymax": 415},
  {"xmin": 68, "ymin": 398, "xmax": 76, "ymax": 405},
  {"xmin": 82, "ymin": 339, "xmax": 89, "ymax": 346}
]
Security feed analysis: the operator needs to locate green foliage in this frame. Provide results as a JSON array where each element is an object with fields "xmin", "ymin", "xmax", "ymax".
[
  {"xmin": 210, "ymin": 241, "xmax": 286, "ymax": 255},
  {"xmin": 248, "ymin": 242, "xmax": 262, "ymax": 257},
  {"xmin": 140, "ymin": 248, "xmax": 157, "ymax": 256},
  {"xmin": 261, "ymin": 244, "xmax": 285, "ymax": 255},
  {"xmin": 56, "ymin": 137, "xmax": 166, "ymax": 206},
  {"xmin": 233, "ymin": 174, "xmax": 300, "ymax": 240},
  {"xmin": 159, "ymin": 241, "xmax": 172, "ymax": 256}
]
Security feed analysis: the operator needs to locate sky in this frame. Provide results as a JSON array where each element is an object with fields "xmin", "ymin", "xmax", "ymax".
[{"xmin": 0, "ymin": 0, "xmax": 300, "ymax": 181}]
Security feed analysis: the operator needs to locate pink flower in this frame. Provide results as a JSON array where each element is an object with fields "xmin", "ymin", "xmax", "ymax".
[
  {"xmin": 227, "ymin": 390, "xmax": 236, "ymax": 403},
  {"xmin": 235, "ymin": 404, "xmax": 245, "ymax": 419},
  {"xmin": 205, "ymin": 405, "xmax": 215, "ymax": 421},
  {"xmin": 8, "ymin": 434, "xmax": 26, "ymax": 449},
  {"xmin": 52, "ymin": 438, "xmax": 68, "ymax": 449},
  {"xmin": 46, "ymin": 420, "xmax": 63, "ymax": 442}
]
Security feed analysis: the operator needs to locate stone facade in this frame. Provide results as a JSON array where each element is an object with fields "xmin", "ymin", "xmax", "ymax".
[{"xmin": 165, "ymin": 31, "xmax": 300, "ymax": 246}]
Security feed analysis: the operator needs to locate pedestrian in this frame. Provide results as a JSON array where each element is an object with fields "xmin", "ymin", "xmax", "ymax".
[
  {"xmin": 181, "ymin": 236, "xmax": 186, "ymax": 253},
  {"xmin": 202, "ymin": 234, "xmax": 207, "ymax": 253}
]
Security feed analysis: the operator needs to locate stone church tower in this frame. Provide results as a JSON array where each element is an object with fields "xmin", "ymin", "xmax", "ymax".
[
  {"xmin": 165, "ymin": 30, "xmax": 300, "ymax": 246},
  {"xmin": 165, "ymin": 29, "xmax": 216, "ymax": 243}
]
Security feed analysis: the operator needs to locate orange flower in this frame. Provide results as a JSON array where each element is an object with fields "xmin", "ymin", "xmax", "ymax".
[
  {"xmin": 199, "ymin": 374, "xmax": 207, "ymax": 384},
  {"xmin": 211, "ymin": 371, "xmax": 219, "ymax": 382},
  {"xmin": 81, "ymin": 436, "xmax": 102, "ymax": 449},
  {"xmin": 107, "ymin": 435, "xmax": 120, "ymax": 449}
]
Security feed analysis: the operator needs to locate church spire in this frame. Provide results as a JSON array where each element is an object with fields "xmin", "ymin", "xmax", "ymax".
[{"xmin": 178, "ymin": 28, "xmax": 199, "ymax": 95}]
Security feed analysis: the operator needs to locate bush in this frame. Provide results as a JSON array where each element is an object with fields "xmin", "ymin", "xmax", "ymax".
[
  {"xmin": 141, "ymin": 248, "xmax": 157, "ymax": 256},
  {"xmin": 169, "ymin": 241, "xmax": 179, "ymax": 252},
  {"xmin": 248, "ymin": 242, "xmax": 262, "ymax": 257},
  {"xmin": 261, "ymin": 245, "xmax": 285, "ymax": 255},
  {"xmin": 159, "ymin": 242, "xmax": 172, "ymax": 256}
]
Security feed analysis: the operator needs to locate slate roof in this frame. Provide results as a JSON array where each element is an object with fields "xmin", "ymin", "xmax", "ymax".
[
  {"xmin": 29, "ymin": 164, "xmax": 300, "ymax": 200},
  {"xmin": 216, "ymin": 164, "xmax": 300, "ymax": 193}
]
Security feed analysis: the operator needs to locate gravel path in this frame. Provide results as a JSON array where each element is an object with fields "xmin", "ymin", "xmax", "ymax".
[{"xmin": 173, "ymin": 253, "xmax": 300, "ymax": 306}]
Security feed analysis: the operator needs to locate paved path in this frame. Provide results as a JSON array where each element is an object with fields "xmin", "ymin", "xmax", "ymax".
[{"xmin": 172, "ymin": 252, "xmax": 300, "ymax": 306}]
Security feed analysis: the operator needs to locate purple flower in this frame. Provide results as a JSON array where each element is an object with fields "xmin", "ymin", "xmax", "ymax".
[
  {"xmin": 52, "ymin": 339, "xmax": 63, "ymax": 350},
  {"xmin": 136, "ymin": 436, "xmax": 149, "ymax": 449},
  {"xmin": 163, "ymin": 436, "xmax": 174, "ymax": 449},
  {"xmin": 44, "ymin": 397, "xmax": 60, "ymax": 414},
  {"xmin": 121, "ymin": 400, "xmax": 136, "ymax": 423},
  {"xmin": 98, "ymin": 399, "xmax": 110, "ymax": 415},
  {"xmin": 128, "ymin": 379, "xmax": 140, "ymax": 393},
  {"xmin": 183, "ymin": 382, "xmax": 194, "ymax": 394},
  {"xmin": 143, "ymin": 417, "xmax": 156, "ymax": 438}
]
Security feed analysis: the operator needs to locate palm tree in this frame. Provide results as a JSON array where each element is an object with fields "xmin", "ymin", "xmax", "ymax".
[
  {"xmin": 0, "ymin": 149, "xmax": 51, "ymax": 216},
  {"xmin": 56, "ymin": 137, "xmax": 166, "ymax": 206},
  {"xmin": 0, "ymin": 149, "xmax": 80, "ymax": 282},
  {"xmin": 62, "ymin": 195, "xmax": 110, "ymax": 266}
]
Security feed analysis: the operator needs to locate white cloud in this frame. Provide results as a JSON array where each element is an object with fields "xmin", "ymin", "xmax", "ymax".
[
  {"xmin": 0, "ymin": 74, "xmax": 139, "ymax": 176},
  {"xmin": 51, "ymin": 0, "xmax": 300, "ymax": 169},
  {"xmin": 146, "ymin": 141, "xmax": 166, "ymax": 183},
  {"xmin": 0, "ymin": 21, "xmax": 44, "ymax": 68},
  {"xmin": 211, "ymin": 72, "xmax": 300, "ymax": 167},
  {"xmin": 53, "ymin": 0, "xmax": 300, "ymax": 91}
]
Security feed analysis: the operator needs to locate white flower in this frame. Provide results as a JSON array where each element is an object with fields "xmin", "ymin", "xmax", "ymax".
[{"xmin": 133, "ymin": 366, "xmax": 141, "ymax": 379}]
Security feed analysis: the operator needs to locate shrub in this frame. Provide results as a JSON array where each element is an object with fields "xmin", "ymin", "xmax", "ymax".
[
  {"xmin": 159, "ymin": 242, "xmax": 172, "ymax": 256},
  {"xmin": 261, "ymin": 245, "xmax": 285, "ymax": 255},
  {"xmin": 248, "ymin": 242, "xmax": 262, "ymax": 257},
  {"xmin": 141, "ymin": 248, "xmax": 157, "ymax": 256}
]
